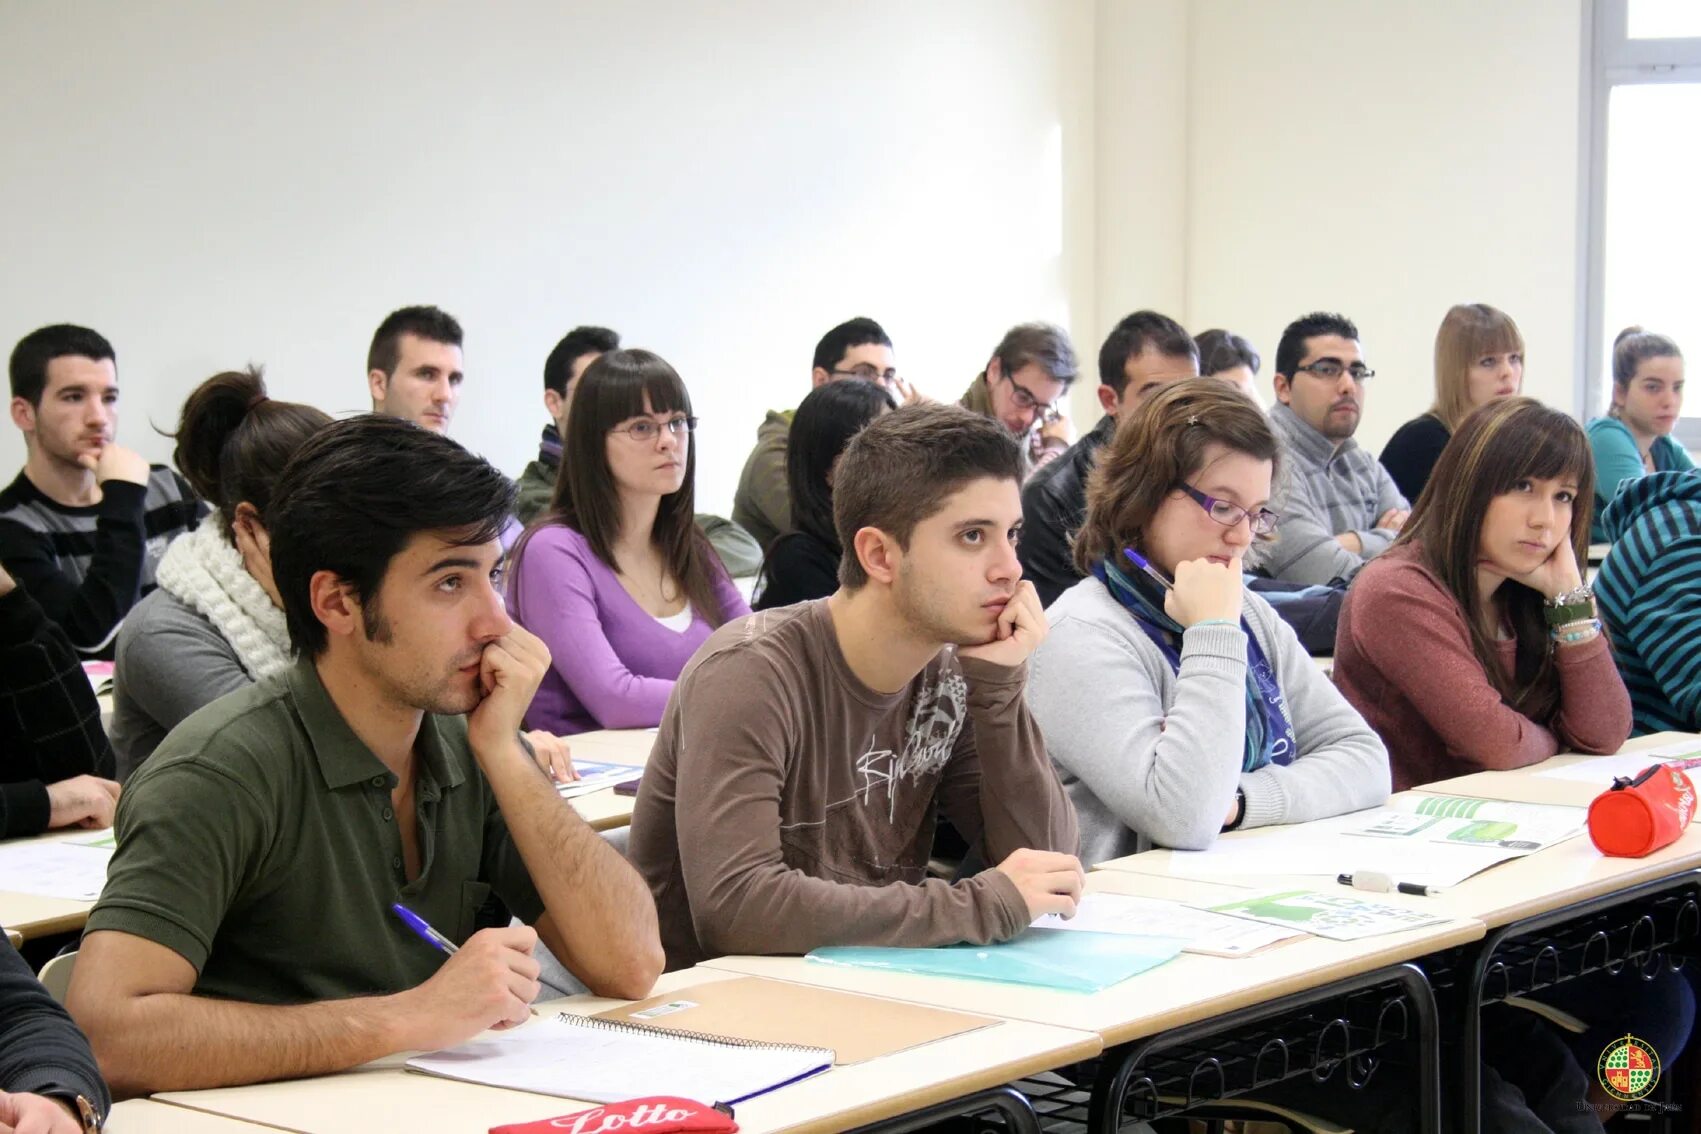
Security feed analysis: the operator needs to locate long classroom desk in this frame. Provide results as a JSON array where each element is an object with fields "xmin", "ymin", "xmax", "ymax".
[
  {"xmin": 565, "ymin": 727, "xmax": 655, "ymax": 831},
  {"xmin": 109, "ymin": 1099, "xmax": 279, "ymax": 1132},
  {"xmin": 703, "ymin": 869, "xmax": 1478, "ymax": 1132},
  {"xmin": 0, "ymin": 729, "xmax": 659, "ymax": 941},
  {"xmin": 149, "ymin": 967, "xmax": 1102, "ymax": 1134},
  {"xmin": 1094, "ymin": 763, "xmax": 1701, "ymax": 1132}
]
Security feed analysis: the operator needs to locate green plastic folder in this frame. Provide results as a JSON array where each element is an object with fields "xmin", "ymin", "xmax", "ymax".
[{"xmin": 805, "ymin": 928, "xmax": 1185, "ymax": 993}]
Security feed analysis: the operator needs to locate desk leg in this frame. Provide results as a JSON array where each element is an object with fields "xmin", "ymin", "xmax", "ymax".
[
  {"xmin": 1087, "ymin": 962, "xmax": 1439, "ymax": 1134},
  {"xmin": 1452, "ymin": 871, "xmax": 1701, "ymax": 1134},
  {"xmin": 844, "ymin": 1085, "xmax": 1040, "ymax": 1134}
]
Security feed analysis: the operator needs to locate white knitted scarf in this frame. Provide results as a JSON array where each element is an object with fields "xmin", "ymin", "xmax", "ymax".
[{"xmin": 154, "ymin": 514, "xmax": 292, "ymax": 681}]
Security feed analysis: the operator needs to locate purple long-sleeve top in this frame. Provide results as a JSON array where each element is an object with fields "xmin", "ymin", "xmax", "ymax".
[{"xmin": 508, "ymin": 524, "xmax": 750, "ymax": 734}]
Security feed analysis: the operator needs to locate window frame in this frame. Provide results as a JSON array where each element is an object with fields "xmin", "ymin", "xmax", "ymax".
[{"xmin": 1583, "ymin": 0, "xmax": 1701, "ymax": 448}]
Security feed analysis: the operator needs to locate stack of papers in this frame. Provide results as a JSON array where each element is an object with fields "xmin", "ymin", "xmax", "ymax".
[
  {"xmin": 1206, "ymin": 890, "xmax": 1449, "ymax": 941},
  {"xmin": 0, "ymin": 835, "xmax": 114, "ymax": 900},
  {"xmin": 553, "ymin": 760, "xmax": 641, "ymax": 800},
  {"xmin": 1033, "ymin": 892, "xmax": 1303, "ymax": 956},
  {"xmin": 1160, "ymin": 796, "xmax": 1587, "ymax": 890},
  {"xmin": 1535, "ymin": 740, "xmax": 1701, "ymax": 788}
]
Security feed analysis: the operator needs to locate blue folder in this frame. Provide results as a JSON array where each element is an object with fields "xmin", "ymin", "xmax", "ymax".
[{"xmin": 806, "ymin": 928, "xmax": 1184, "ymax": 993}]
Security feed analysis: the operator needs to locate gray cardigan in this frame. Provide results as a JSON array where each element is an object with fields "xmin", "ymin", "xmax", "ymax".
[{"xmin": 1027, "ymin": 576, "xmax": 1389, "ymax": 865}]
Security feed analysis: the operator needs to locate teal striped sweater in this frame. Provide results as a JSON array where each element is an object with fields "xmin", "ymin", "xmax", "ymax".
[{"xmin": 1597, "ymin": 470, "xmax": 1701, "ymax": 734}]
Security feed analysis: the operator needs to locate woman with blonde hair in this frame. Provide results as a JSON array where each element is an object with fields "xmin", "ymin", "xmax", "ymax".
[
  {"xmin": 1379, "ymin": 303, "xmax": 1524, "ymax": 502},
  {"xmin": 1587, "ymin": 326, "xmax": 1691, "ymax": 541}
]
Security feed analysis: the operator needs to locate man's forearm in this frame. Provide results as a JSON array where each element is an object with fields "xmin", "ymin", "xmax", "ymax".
[
  {"xmin": 479, "ymin": 737, "xmax": 662, "ymax": 997},
  {"xmin": 88, "ymin": 991, "xmax": 403, "ymax": 1098}
]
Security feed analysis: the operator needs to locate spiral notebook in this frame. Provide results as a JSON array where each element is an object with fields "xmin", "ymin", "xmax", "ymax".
[{"xmin": 405, "ymin": 1011, "xmax": 833, "ymax": 1105}]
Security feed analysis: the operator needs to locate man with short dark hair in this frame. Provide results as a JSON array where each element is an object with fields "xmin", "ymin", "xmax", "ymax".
[
  {"xmin": 367, "ymin": 305, "xmax": 465, "ymax": 433},
  {"xmin": 960, "ymin": 322, "xmax": 1079, "ymax": 484},
  {"xmin": 631, "ymin": 403, "xmax": 1081, "ymax": 971},
  {"xmin": 517, "ymin": 326, "xmax": 761, "ymax": 575},
  {"xmin": 732, "ymin": 317, "xmax": 917, "ymax": 551},
  {"xmin": 0, "ymin": 324, "xmax": 203, "ymax": 657},
  {"xmin": 1248, "ymin": 312, "xmax": 1408, "ymax": 586},
  {"xmin": 69, "ymin": 416, "xmax": 663, "ymax": 1095},
  {"xmin": 1018, "ymin": 311, "xmax": 1198, "ymax": 606}
]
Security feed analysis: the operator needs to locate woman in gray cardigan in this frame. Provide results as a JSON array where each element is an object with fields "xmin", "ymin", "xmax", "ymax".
[{"xmin": 1028, "ymin": 380, "xmax": 1389, "ymax": 866}]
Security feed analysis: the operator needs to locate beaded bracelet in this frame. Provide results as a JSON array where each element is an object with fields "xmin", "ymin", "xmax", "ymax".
[{"xmin": 1551, "ymin": 618, "xmax": 1602, "ymax": 645}]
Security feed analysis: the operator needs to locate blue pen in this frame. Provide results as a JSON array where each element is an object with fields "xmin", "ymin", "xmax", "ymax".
[
  {"xmin": 392, "ymin": 902, "xmax": 539, "ymax": 1016},
  {"xmin": 391, "ymin": 902, "xmax": 458, "ymax": 954},
  {"xmin": 1122, "ymin": 547, "xmax": 1174, "ymax": 590},
  {"xmin": 712, "ymin": 1060, "xmax": 833, "ymax": 1116}
]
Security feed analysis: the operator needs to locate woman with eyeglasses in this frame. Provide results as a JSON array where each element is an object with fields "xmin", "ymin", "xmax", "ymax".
[
  {"xmin": 1027, "ymin": 380, "xmax": 1388, "ymax": 864},
  {"xmin": 1336, "ymin": 397, "xmax": 1629, "ymax": 790},
  {"xmin": 508, "ymin": 349, "xmax": 748, "ymax": 735}
]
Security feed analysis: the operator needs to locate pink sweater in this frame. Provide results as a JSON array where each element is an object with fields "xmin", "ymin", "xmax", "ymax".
[{"xmin": 1333, "ymin": 543, "xmax": 1631, "ymax": 791}]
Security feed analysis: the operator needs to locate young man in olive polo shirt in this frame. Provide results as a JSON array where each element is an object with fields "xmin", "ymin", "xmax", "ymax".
[{"xmin": 67, "ymin": 415, "xmax": 663, "ymax": 1097}]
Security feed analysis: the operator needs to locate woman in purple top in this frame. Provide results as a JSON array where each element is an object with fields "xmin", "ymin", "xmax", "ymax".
[{"xmin": 509, "ymin": 349, "xmax": 749, "ymax": 734}]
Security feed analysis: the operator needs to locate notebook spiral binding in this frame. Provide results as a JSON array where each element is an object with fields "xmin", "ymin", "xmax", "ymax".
[{"xmin": 555, "ymin": 1012, "xmax": 834, "ymax": 1058}]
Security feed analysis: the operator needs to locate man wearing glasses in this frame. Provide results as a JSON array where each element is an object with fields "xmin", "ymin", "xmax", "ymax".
[
  {"xmin": 959, "ymin": 323, "xmax": 1078, "ymax": 483},
  {"xmin": 1248, "ymin": 312, "xmax": 1409, "ymax": 587},
  {"xmin": 732, "ymin": 317, "xmax": 919, "ymax": 552}
]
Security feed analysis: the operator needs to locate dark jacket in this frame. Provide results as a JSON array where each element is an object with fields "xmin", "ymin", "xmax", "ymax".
[
  {"xmin": 0, "ymin": 931, "xmax": 109, "ymax": 1118},
  {"xmin": 0, "ymin": 584, "xmax": 115, "ymax": 838},
  {"xmin": 1020, "ymin": 415, "xmax": 1116, "ymax": 608},
  {"xmin": 754, "ymin": 531, "xmax": 841, "ymax": 611}
]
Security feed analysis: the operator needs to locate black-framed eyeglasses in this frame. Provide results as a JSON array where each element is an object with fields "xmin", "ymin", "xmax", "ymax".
[
  {"xmin": 999, "ymin": 371, "xmax": 1063, "ymax": 423},
  {"xmin": 831, "ymin": 364, "xmax": 901, "ymax": 385},
  {"xmin": 609, "ymin": 415, "xmax": 697, "ymax": 442},
  {"xmin": 1179, "ymin": 483, "xmax": 1280, "ymax": 535},
  {"xmin": 1293, "ymin": 359, "xmax": 1375, "ymax": 382}
]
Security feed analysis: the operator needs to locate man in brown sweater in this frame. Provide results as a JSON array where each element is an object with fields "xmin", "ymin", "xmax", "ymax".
[{"xmin": 630, "ymin": 404, "xmax": 1082, "ymax": 971}]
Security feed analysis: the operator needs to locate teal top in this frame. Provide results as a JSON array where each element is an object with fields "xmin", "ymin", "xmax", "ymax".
[{"xmin": 1587, "ymin": 416, "xmax": 1696, "ymax": 542}]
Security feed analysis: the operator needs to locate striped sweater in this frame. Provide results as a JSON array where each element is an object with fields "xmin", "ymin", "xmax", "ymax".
[
  {"xmin": 0, "ymin": 467, "xmax": 204, "ymax": 657},
  {"xmin": 1597, "ymin": 470, "xmax": 1701, "ymax": 734}
]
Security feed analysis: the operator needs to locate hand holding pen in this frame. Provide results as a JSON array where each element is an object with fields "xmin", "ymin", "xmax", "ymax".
[
  {"xmin": 1124, "ymin": 548, "xmax": 1243, "ymax": 628},
  {"xmin": 391, "ymin": 902, "xmax": 541, "ymax": 1048}
]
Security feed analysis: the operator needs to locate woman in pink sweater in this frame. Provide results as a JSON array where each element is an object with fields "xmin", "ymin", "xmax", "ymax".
[
  {"xmin": 1335, "ymin": 396, "xmax": 1630, "ymax": 791},
  {"xmin": 508, "ymin": 350, "xmax": 748, "ymax": 734}
]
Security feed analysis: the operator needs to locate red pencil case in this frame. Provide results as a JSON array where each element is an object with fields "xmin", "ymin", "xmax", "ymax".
[
  {"xmin": 491, "ymin": 1098, "xmax": 739, "ymax": 1134},
  {"xmin": 1587, "ymin": 763, "xmax": 1697, "ymax": 857}
]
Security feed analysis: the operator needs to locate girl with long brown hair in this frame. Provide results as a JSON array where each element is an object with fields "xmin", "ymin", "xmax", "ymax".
[
  {"xmin": 1336, "ymin": 396, "xmax": 1628, "ymax": 791},
  {"xmin": 1378, "ymin": 303, "xmax": 1524, "ymax": 502},
  {"xmin": 507, "ymin": 349, "xmax": 747, "ymax": 734}
]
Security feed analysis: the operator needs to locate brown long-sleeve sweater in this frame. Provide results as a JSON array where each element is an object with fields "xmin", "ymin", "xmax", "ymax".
[
  {"xmin": 627, "ymin": 598, "xmax": 1079, "ymax": 971},
  {"xmin": 1333, "ymin": 543, "xmax": 1631, "ymax": 791}
]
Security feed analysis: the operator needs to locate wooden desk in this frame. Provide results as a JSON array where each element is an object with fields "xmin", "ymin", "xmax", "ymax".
[
  {"xmin": 0, "ymin": 829, "xmax": 109, "ymax": 941},
  {"xmin": 109, "ymin": 1098, "xmax": 277, "ymax": 1132},
  {"xmin": 1413, "ymin": 730, "xmax": 1701, "ymax": 808},
  {"xmin": 153, "ymin": 968, "xmax": 1100, "ymax": 1134},
  {"xmin": 566, "ymin": 728, "xmax": 654, "ymax": 831},
  {"xmin": 701, "ymin": 870, "xmax": 1479, "ymax": 1049}
]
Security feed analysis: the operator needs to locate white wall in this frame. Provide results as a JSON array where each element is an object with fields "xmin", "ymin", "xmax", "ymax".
[
  {"xmin": 0, "ymin": 0, "xmax": 1096, "ymax": 510},
  {"xmin": 2, "ymin": 0, "xmax": 1592, "ymax": 498},
  {"xmin": 1181, "ymin": 0, "xmax": 1586, "ymax": 455}
]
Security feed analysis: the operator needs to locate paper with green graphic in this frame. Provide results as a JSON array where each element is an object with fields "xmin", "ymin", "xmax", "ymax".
[
  {"xmin": 1345, "ymin": 795, "xmax": 1586, "ymax": 851},
  {"xmin": 1207, "ymin": 889, "xmax": 1449, "ymax": 941}
]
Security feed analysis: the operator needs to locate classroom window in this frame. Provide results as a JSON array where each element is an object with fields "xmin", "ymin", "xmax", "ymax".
[{"xmin": 1586, "ymin": 1, "xmax": 1701, "ymax": 448}]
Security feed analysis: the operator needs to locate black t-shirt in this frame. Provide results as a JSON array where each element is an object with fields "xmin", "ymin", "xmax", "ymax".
[
  {"xmin": 754, "ymin": 532, "xmax": 841, "ymax": 611},
  {"xmin": 1379, "ymin": 413, "xmax": 1452, "ymax": 505}
]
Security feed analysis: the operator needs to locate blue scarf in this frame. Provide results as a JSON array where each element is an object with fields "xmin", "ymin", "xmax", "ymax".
[{"xmin": 1093, "ymin": 555, "xmax": 1296, "ymax": 772}]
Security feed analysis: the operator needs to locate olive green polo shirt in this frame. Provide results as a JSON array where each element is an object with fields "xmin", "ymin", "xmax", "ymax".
[{"xmin": 87, "ymin": 656, "xmax": 547, "ymax": 1005}]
